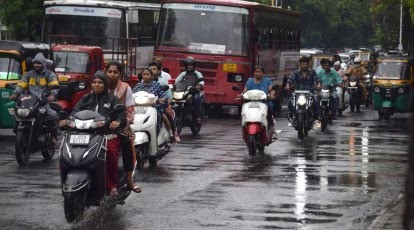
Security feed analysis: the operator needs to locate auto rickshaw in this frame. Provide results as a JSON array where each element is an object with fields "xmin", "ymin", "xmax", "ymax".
[
  {"xmin": 372, "ymin": 57, "xmax": 414, "ymax": 120},
  {"xmin": 311, "ymin": 53, "xmax": 335, "ymax": 71},
  {"xmin": 0, "ymin": 41, "xmax": 50, "ymax": 128}
]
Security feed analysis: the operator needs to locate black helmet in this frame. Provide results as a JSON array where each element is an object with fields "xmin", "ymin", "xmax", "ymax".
[{"xmin": 183, "ymin": 56, "xmax": 196, "ymax": 68}]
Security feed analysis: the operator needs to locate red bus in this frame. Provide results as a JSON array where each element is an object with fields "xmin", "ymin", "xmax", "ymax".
[{"xmin": 154, "ymin": 0, "xmax": 300, "ymax": 108}]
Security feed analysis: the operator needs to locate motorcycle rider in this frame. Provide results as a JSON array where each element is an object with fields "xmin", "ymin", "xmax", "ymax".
[
  {"xmin": 345, "ymin": 55, "xmax": 368, "ymax": 101},
  {"xmin": 174, "ymin": 56, "xmax": 204, "ymax": 124},
  {"xmin": 148, "ymin": 61, "xmax": 180, "ymax": 142},
  {"xmin": 317, "ymin": 59, "xmax": 343, "ymax": 119},
  {"xmin": 242, "ymin": 65, "xmax": 275, "ymax": 126},
  {"xmin": 9, "ymin": 52, "xmax": 60, "ymax": 148},
  {"xmin": 106, "ymin": 61, "xmax": 141, "ymax": 193},
  {"xmin": 132, "ymin": 68, "xmax": 167, "ymax": 132},
  {"xmin": 62, "ymin": 71, "xmax": 127, "ymax": 196},
  {"xmin": 285, "ymin": 56, "xmax": 320, "ymax": 120}
]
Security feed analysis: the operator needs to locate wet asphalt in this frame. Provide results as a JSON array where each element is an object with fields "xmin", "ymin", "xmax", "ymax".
[{"xmin": 0, "ymin": 107, "xmax": 410, "ymax": 229}]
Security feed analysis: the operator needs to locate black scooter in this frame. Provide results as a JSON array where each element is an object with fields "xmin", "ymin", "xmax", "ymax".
[{"xmin": 59, "ymin": 105, "xmax": 132, "ymax": 223}]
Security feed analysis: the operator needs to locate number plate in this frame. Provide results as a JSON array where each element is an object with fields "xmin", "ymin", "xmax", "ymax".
[
  {"xmin": 69, "ymin": 135, "xmax": 90, "ymax": 145},
  {"xmin": 248, "ymin": 102, "xmax": 260, "ymax": 108},
  {"xmin": 58, "ymin": 75, "xmax": 70, "ymax": 82},
  {"xmin": 223, "ymin": 63, "xmax": 237, "ymax": 72}
]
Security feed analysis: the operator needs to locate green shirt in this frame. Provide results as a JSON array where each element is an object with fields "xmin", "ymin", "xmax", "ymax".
[{"xmin": 318, "ymin": 69, "xmax": 342, "ymax": 86}]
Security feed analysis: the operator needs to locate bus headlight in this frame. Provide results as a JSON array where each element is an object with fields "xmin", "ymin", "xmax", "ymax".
[
  {"xmin": 374, "ymin": 87, "xmax": 380, "ymax": 93},
  {"xmin": 234, "ymin": 75, "xmax": 243, "ymax": 82}
]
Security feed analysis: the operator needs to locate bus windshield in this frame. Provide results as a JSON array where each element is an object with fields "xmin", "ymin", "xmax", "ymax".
[
  {"xmin": 0, "ymin": 57, "xmax": 21, "ymax": 80},
  {"xmin": 43, "ymin": 6, "xmax": 125, "ymax": 50},
  {"xmin": 375, "ymin": 62, "xmax": 410, "ymax": 80},
  {"xmin": 156, "ymin": 3, "xmax": 249, "ymax": 56},
  {"xmin": 54, "ymin": 52, "xmax": 90, "ymax": 73}
]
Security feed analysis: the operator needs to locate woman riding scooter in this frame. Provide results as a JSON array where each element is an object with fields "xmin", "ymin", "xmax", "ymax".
[
  {"xmin": 106, "ymin": 61, "xmax": 141, "ymax": 193},
  {"xmin": 60, "ymin": 71, "xmax": 126, "ymax": 196}
]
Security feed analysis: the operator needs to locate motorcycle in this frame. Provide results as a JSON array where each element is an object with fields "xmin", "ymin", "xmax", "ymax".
[
  {"xmin": 348, "ymin": 76, "xmax": 362, "ymax": 112},
  {"xmin": 239, "ymin": 89, "xmax": 277, "ymax": 156},
  {"xmin": 363, "ymin": 73, "xmax": 373, "ymax": 108},
  {"xmin": 130, "ymin": 90, "xmax": 171, "ymax": 168},
  {"xmin": 319, "ymin": 85, "xmax": 334, "ymax": 132},
  {"xmin": 172, "ymin": 81, "xmax": 204, "ymax": 135},
  {"xmin": 59, "ymin": 105, "xmax": 132, "ymax": 223},
  {"xmin": 6, "ymin": 83, "xmax": 60, "ymax": 166},
  {"xmin": 288, "ymin": 89, "xmax": 315, "ymax": 140}
]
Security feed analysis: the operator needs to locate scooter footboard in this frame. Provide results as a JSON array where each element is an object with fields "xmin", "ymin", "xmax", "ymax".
[
  {"xmin": 63, "ymin": 170, "xmax": 91, "ymax": 193},
  {"xmin": 134, "ymin": 132, "xmax": 149, "ymax": 145}
]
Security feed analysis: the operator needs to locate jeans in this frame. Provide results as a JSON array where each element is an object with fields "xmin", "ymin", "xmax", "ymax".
[{"xmin": 193, "ymin": 92, "xmax": 203, "ymax": 117}]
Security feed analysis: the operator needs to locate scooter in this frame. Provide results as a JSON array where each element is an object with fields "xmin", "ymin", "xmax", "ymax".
[
  {"xmin": 59, "ymin": 106, "xmax": 132, "ymax": 223},
  {"xmin": 130, "ymin": 91, "xmax": 171, "ymax": 168},
  {"xmin": 239, "ymin": 89, "xmax": 277, "ymax": 156},
  {"xmin": 6, "ymin": 84, "xmax": 60, "ymax": 166},
  {"xmin": 337, "ymin": 84, "xmax": 350, "ymax": 116}
]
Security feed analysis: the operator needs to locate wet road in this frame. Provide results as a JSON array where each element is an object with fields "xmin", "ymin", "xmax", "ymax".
[{"xmin": 0, "ymin": 108, "xmax": 410, "ymax": 229}]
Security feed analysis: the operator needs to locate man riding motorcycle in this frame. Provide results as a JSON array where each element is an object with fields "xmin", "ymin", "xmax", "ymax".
[
  {"xmin": 317, "ymin": 59, "xmax": 343, "ymax": 119},
  {"xmin": 174, "ymin": 56, "xmax": 204, "ymax": 124},
  {"xmin": 345, "ymin": 56, "xmax": 368, "ymax": 101},
  {"xmin": 10, "ymin": 52, "xmax": 60, "ymax": 148},
  {"xmin": 285, "ymin": 56, "xmax": 320, "ymax": 120}
]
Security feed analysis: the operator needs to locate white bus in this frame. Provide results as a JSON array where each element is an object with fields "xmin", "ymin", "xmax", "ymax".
[{"xmin": 42, "ymin": 0, "xmax": 160, "ymax": 68}]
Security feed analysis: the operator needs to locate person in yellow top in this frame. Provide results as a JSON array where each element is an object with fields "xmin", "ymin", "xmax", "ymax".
[
  {"xmin": 345, "ymin": 56, "xmax": 368, "ymax": 100},
  {"xmin": 9, "ymin": 52, "xmax": 60, "ymax": 147}
]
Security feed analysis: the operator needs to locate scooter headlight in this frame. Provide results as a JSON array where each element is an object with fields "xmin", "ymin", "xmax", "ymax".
[
  {"xmin": 17, "ymin": 108, "xmax": 30, "ymax": 118},
  {"xmin": 374, "ymin": 87, "xmax": 380, "ymax": 93},
  {"xmin": 398, "ymin": 88, "xmax": 404, "ymax": 94},
  {"xmin": 350, "ymin": 82, "xmax": 357, "ymax": 87},
  {"xmin": 75, "ymin": 119, "xmax": 94, "ymax": 129},
  {"xmin": 90, "ymin": 121, "xmax": 105, "ymax": 129},
  {"xmin": 297, "ymin": 95, "xmax": 307, "ymax": 106},
  {"xmin": 135, "ymin": 107, "xmax": 147, "ymax": 114}
]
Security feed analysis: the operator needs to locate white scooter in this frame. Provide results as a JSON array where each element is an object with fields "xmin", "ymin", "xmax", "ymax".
[
  {"xmin": 239, "ymin": 89, "xmax": 277, "ymax": 156},
  {"xmin": 130, "ymin": 91, "xmax": 170, "ymax": 168}
]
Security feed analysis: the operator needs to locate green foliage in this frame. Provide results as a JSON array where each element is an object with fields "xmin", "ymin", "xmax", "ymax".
[{"xmin": 0, "ymin": 0, "xmax": 44, "ymax": 41}]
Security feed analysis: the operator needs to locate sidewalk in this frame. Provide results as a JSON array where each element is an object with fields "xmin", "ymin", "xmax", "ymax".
[{"xmin": 368, "ymin": 194, "xmax": 405, "ymax": 230}]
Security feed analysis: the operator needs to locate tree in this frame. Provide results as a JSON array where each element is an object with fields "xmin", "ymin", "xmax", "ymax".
[{"xmin": 0, "ymin": 0, "xmax": 44, "ymax": 41}]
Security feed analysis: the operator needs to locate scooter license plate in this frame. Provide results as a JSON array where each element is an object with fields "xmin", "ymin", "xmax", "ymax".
[
  {"xmin": 69, "ymin": 135, "xmax": 90, "ymax": 145},
  {"xmin": 248, "ymin": 102, "xmax": 260, "ymax": 108}
]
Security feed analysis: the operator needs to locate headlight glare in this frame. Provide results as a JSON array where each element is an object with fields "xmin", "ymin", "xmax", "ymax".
[
  {"xmin": 235, "ymin": 75, "xmax": 243, "ymax": 82},
  {"xmin": 297, "ymin": 95, "xmax": 307, "ymax": 105},
  {"xmin": 17, "ymin": 108, "xmax": 30, "ymax": 118},
  {"xmin": 374, "ymin": 87, "xmax": 380, "ymax": 93},
  {"xmin": 398, "ymin": 88, "xmax": 404, "ymax": 94}
]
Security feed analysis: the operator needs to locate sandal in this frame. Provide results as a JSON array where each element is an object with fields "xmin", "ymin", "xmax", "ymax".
[
  {"xmin": 128, "ymin": 182, "xmax": 142, "ymax": 193},
  {"xmin": 110, "ymin": 188, "xmax": 118, "ymax": 196}
]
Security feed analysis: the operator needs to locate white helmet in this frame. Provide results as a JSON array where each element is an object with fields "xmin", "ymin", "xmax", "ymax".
[
  {"xmin": 333, "ymin": 61, "xmax": 341, "ymax": 66},
  {"xmin": 354, "ymin": 56, "xmax": 361, "ymax": 63}
]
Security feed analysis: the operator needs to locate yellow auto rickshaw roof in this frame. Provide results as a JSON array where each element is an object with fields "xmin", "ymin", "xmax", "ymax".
[{"xmin": 377, "ymin": 56, "xmax": 414, "ymax": 64}]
